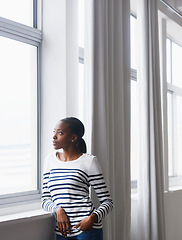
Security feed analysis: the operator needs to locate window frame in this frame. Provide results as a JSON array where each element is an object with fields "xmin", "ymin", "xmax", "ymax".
[
  {"xmin": 130, "ymin": 0, "xmax": 182, "ymax": 192},
  {"xmin": 166, "ymin": 38, "xmax": 182, "ymax": 187},
  {"xmin": 0, "ymin": 3, "xmax": 42, "ymax": 206},
  {"xmin": 158, "ymin": 3, "xmax": 182, "ymax": 190}
]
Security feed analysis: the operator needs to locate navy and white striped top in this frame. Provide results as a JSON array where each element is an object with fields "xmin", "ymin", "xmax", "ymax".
[{"xmin": 41, "ymin": 152, "xmax": 113, "ymax": 237}]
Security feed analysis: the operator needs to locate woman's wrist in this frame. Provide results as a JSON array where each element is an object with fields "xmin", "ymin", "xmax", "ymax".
[
  {"xmin": 90, "ymin": 213, "xmax": 98, "ymax": 223},
  {"xmin": 55, "ymin": 207, "xmax": 64, "ymax": 215}
]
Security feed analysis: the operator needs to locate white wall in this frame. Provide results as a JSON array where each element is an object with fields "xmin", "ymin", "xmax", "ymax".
[
  {"xmin": 41, "ymin": 0, "xmax": 79, "ymax": 164},
  {"xmin": 41, "ymin": 0, "xmax": 67, "ymax": 164},
  {"xmin": 164, "ymin": 191, "xmax": 182, "ymax": 240},
  {"xmin": 0, "ymin": 215, "xmax": 55, "ymax": 240}
]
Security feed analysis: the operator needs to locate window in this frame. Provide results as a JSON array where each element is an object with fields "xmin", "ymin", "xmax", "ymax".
[
  {"xmin": 158, "ymin": 1, "xmax": 182, "ymax": 190},
  {"xmin": 130, "ymin": 0, "xmax": 182, "ymax": 192},
  {"xmin": 0, "ymin": 1, "xmax": 42, "ymax": 205},
  {"xmin": 166, "ymin": 38, "xmax": 182, "ymax": 188}
]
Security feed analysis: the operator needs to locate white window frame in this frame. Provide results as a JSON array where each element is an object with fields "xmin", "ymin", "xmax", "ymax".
[
  {"xmin": 166, "ymin": 38, "xmax": 182, "ymax": 188},
  {"xmin": 0, "ymin": 2, "xmax": 42, "ymax": 206},
  {"xmin": 158, "ymin": 1, "xmax": 182, "ymax": 191},
  {"xmin": 130, "ymin": 0, "xmax": 182, "ymax": 192}
]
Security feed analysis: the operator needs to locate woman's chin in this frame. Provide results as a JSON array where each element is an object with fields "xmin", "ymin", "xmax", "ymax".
[
  {"xmin": 53, "ymin": 145, "xmax": 62, "ymax": 150},
  {"xmin": 53, "ymin": 145, "xmax": 59, "ymax": 150}
]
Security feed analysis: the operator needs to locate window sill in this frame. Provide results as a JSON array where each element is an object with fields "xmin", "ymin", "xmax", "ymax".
[
  {"xmin": 168, "ymin": 186, "xmax": 182, "ymax": 192},
  {"xmin": 0, "ymin": 201, "xmax": 52, "ymax": 225}
]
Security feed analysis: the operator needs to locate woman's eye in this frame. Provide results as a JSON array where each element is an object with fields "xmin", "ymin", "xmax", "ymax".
[{"xmin": 53, "ymin": 130, "xmax": 63, "ymax": 135}]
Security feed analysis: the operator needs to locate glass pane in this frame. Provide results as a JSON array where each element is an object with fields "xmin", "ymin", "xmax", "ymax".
[
  {"xmin": 78, "ymin": 0, "xmax": 84, "ymax": 48},
  {"xmin": 166, "ymin": 38, "xmax": 171, "ymax": 84},
  {"xmin": 167, "ymin": 92, "xmax": 173, "ymax": 177},
  {"xmin": 0, "ymin": 0, "xmax": 33, "ymax": 27},
  {"xmin": 172, "ymin": 42, "xmax": 182, "ymax": 88},
  {"xmin": 130, "ymin": 15, "xmax": 137, "ymax": 70},
  {"xmin": 176, "ymin": 95, "xmax": 182, "ymax": 176},
  {"xmin": 0, "ymin": 36, "xmax": 37, "ymax": 195},
  {"xmin": 130, "ymin": 80, "xmax": 139, "ymax": 181}
]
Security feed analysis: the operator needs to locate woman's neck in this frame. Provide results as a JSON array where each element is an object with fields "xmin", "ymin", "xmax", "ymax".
[{"xmin": 59, "ymin": 148, "xmax": 82, "ymax": 161}]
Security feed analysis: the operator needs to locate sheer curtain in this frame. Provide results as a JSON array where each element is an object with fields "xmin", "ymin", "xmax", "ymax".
[
  {"xmin": 137, "ymin": 0, "xmax": 166, "ymax": 239},
  {"xmin": 84, "ymin": 0, "xmax": 131, "ymax": 240}
]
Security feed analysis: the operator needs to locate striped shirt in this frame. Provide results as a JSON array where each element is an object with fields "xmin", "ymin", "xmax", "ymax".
[{"xmin": 41, "ymin": 152, "xmax": 113, "ymax": 237}]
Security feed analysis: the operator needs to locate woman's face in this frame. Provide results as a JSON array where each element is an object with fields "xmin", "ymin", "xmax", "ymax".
[{"xmin": 52, "ymin": 121, "xmax": 75, "ymax": 150}]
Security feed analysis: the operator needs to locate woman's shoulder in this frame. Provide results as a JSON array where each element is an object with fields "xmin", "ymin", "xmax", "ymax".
[
  {"xmin": 82, "ymin": 153, "xmax": 96, "ymax": 161},
  {"xmin": 82, "ymin": 153, "xmax": 100, "ymax": 168},
  {"xmin": 83, "ymin": 154, "xmax": 102, "ymax": 174}
]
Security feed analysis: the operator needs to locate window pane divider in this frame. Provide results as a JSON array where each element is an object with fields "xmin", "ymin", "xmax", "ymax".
[
  {"xmin": 131, "ymin": 180, "xmax": 137, "ymax": 189},
  {"xmin": 167, "ymin": 83, "xmax": 182, "ymax": 96},
  {"xmin": 79, "ymin": 47, "xmax": 84, "ymax": 63},
  {"xmin": 0, "ymin": 16, "xmax": 42, "ymax": 45},
  {"xmin": 0, "ymin": 191, "xmax": 41, "ymax": 206},
  {"xmin": 131, "ymin": 68, "xmax": 137, "ymax": 81}
]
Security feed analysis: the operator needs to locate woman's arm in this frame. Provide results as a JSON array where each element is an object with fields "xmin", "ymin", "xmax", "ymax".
[
  {"xmin": 88, "ymin": 156, "xmax": 113, "ymax": 223},
  {"xmin": 74, "ymin": 156, "xmax": 113, "ymax": 231},
  {"xmin": 41, "ymin": 156, "xmax": 71, "ymax": 237},
  {"xmin": 41, "ymin": 171, "xmax": 58, "ymax": 213}
]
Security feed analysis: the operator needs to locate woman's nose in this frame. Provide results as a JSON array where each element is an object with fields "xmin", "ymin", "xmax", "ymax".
[{"xmin": 53, "ymin": 133, "xmax": 57, "ymax": 139}]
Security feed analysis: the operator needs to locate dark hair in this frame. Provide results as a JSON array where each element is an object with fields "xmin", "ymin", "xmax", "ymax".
[{"xmin": 61, "ymin": 117, "xmax": 87, "ymax": 153}]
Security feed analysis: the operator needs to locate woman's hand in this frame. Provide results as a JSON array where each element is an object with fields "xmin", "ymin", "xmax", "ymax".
[
  {"xmin": 74, "ymin": 214, "xmax": 97, "ymax": 231},
  {"xmin": 55, "ymin": 207, "xmax": 71, "ymax": 238}
]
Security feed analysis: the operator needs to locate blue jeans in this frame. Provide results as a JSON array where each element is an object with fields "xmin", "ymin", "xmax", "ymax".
[{"xmin": 56, "ymin": 228, "xmax": 103, "ymax": 240}]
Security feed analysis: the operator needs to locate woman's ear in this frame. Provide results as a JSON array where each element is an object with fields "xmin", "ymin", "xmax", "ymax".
[{"xmin": 72, "ymin": 135, "xmax": 78, "ymax": 142}]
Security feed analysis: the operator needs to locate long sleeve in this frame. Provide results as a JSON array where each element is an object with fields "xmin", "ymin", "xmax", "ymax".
[
  {"xmin": 88, "ymin": 156, "xmax": 113, "ymax": 223},
  {"xmin": 41, "ymin": 155, "xmax": 58, "ymax": 213}
]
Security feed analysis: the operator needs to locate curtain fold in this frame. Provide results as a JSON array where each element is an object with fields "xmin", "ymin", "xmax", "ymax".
[
  {"xmin": 85, "ymin": 0, "xmax": 131, "ymax": 239},
  {"xmin": 137, "ymin": 0, "xmax": 166, "ymax": 240}
]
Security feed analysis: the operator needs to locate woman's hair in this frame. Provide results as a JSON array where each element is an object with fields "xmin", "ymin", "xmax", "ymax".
[{"xmin": 61, "ymin": 117, "xmax": 87, "ymax": 153}]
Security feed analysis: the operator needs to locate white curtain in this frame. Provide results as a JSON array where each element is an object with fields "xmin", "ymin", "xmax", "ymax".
[
  {"xmin": 137, "ymin": 0, "xmax": 166, "ymax": 239},
  {"xmin": 84, "ymin": 0, "xmax": 131, "ymax": 240}
]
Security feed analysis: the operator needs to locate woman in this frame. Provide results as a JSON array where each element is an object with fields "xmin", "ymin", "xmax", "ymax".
[{"xmin": 41, "ymin": 117, "xmax": 113, "ymax": 240}]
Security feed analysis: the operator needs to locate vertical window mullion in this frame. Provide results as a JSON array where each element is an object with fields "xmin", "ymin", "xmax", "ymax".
[
  {"xmin": 37, "ymin": 44, "xmax": 41, "ymax": 192},
  {"xmin": 172, "ymin": 92, "xmax": 177, "ymax": 176},
  {"xmin": 170, "ymin": 40, "xmax": 172, "ymax": 84},
  {"xmin": 33, "ymin": 0, "xmax": 37, "ymax": 28},
  {"xmin": 159, "ymin": 18, "xmax": 169, "ymax": 190}
]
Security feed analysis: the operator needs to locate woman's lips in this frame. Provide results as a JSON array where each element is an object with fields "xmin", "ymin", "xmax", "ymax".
[{"xmin": 53, "ymin": 141, "xmax": 57, "ymax": 146}]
